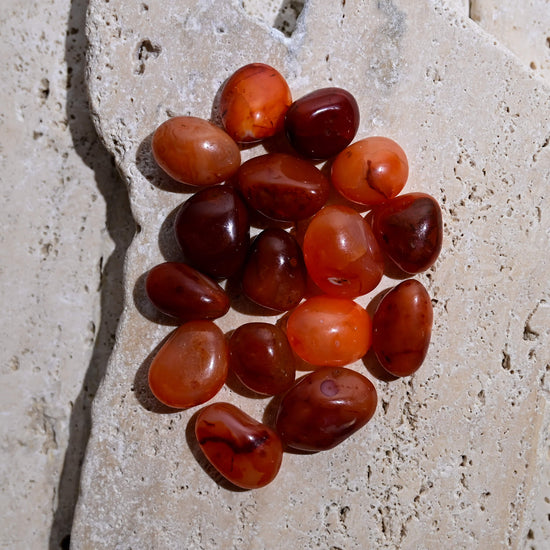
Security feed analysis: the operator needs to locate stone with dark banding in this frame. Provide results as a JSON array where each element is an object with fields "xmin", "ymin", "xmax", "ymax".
[{"xmin": 195, "ymin": 402, "xmax": 283, "ymax": 489}]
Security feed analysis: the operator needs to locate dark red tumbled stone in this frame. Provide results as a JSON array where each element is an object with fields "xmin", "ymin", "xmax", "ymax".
[
  {"xmin": 174, "ymin": 185, "xmax": 250, "ymax": 278},
  {"xmin": 285, "ymin": 87, "xmax": 360, "ymax": 159},
  {"xmin": 237, "ymin": 153, "xmax": 330, "ymax": 221},
  {"xmin": 145, "ymin": 262, "xmax": 229, "ymax": 321},
  {"xmin": 242, "ymin": 228, "xmax": 307, "ymax": 312},
  {"xmin": 371, "ymin": 192, "xmax": 443, "ymax": 274}
]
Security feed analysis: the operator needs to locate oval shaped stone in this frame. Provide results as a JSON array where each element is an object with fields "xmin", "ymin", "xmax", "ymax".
[
  {"xmin": 152, "ymin": 116, "xmax": 240, "ymax": 186},
  {"xmin": 219, "ymin": 63, "xmax": 292, "ymax": 143},
  {"xmin": 331, "ymin": 136, "xmax": 409, "ymax": 206},
  {"xmin": 372, "ymin": 279, "xmax": 433, "ymax": 377},
  {"xmin": 286, "ymin": 295, "xmax": 372, "ymax": 367},
  {"xmin": 237, "ymin": 153, "xmax": 330, "ymax": 221},
  {"xmin": 148, "ymin": 320, "xmax": 228, "ymax": 408},
  {"xmin": 303, "ymin": 205, "xmax": 385, "ymax": 299},
  {"xmin": 275, "ymin": 367, "xmax": 377, "ymax": 451},
  {"xmin": 174, "ymin": 185, "xmax": 250, "ymax": 278},
  {"xmin": 195, "ymin": 402, "xmax": 283, "ymax": 489},
  {"xmin": 145, "ymin": 262, "xmax": 230, "ymax": 321}
]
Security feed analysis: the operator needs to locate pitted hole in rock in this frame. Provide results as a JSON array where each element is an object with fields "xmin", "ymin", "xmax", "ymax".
[
  {"xmin": 240, "ymin": 0, "xmax": 305, "ymax": 38},
  {"xmin": 135, "ymin": 39, "xmax": 162, "ymax": 75}
]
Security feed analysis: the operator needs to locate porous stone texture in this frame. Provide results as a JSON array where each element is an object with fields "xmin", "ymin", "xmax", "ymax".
[
  {"xmin": 0, "ymin": 1, "xmax": 133, "ymax": 548},
  {"xmin": 3, "ymin": 1, "xmax": 550, "ymax": 549},
  {"xmin": 470, "ymin": 0, "xmax": 550, "ymax": 82},
  {"xmin": 70, "ymin": 1, "xmax": 550, "ymax": 548},
  {"xmin": 464, "ymin": 3, "xmax": 550, "ymax": 546}
]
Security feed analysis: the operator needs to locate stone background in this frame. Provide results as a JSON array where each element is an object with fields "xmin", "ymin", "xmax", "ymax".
[{"xmin": 0, "ymin": 1, "xmax": 548, "ymax": 549}]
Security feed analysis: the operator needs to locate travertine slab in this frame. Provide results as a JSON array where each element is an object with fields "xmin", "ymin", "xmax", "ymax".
[
  {"xmin": 0, "ymin": 1, "xmax": 132, "ymax": 548},
  {"xmin": 470, "ymin": 0, "xmax": 550, "ymax": 82},
  {"xmin": 75, "ymin": 1, "xmax": 550, "ymax": 548}
]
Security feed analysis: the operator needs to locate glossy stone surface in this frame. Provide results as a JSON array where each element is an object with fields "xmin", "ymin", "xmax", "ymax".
[
  {"xmin": 219, "ymin": 63, "xmax": 292, "ymax": 143},
  {"xmin": 228, "ymin": 322, "xmax": 295, "ymax": 396},
  {"xmin": 371, "ymin": 192, "xmax": 443, "ymax": 274},
  {"xmin": 174, "ymin": 185, "xmax": 250, "ymax": 278},
  {"xmin": 242, "ymin": 228, "xmax": 306, "ymax": 312},
  {"xmin": 275, "ymin": 367, "xmax": 377, "ymax": 451},
  {"xmin": 286, "ymin": 295, "xmax": 372, "ymax": 367},
  {"xmin": 331, "ymin": 136, "xmax": 409, "ymax": 206},
  {"xmin": 303, "ymin": 205, "xmax": 384, "ymax": 298},
  {"xmin": 152, "ymin": 116, "xmax": 240, "ymax": 186},
  {"xmin": 237, "ymin": 152, "xmax": 330, "ymax": 221},
  {"xmin": 195, "ymin": 402, "xmax": 283, "ymax": 489},
  {"xmin": 285, "ymin": 87, "xmax": 359, "ymax": 159},
  {"xmin": 145, "ymin": 262, "xmax": 230, "ymax": 321},
  {"xmin": 148, "ymin": 320, "xmax": 228, "ymax": 408},
  {"xmin": 372, "ymin": 279, "xmax": 433, "ymax": 377}
]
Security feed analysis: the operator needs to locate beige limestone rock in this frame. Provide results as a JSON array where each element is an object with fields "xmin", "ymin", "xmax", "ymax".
[
  {"xmin": 73, "ymin": 0, "xmax": 550, "ymax": 548},
  {"xmin": 470, "ymin": 0, "xmax": 550, "ymax": 82},
  {"xmin": 466, "ymin": 2, "xmax": 550, "ymax": 547},
  {"xmin": 0, "ymin": 1, "xmax": 133, "ymax": 548}
]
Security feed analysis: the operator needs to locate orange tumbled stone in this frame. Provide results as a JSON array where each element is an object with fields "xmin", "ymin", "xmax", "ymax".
[
  {"xmin": 152, "ymin": 116, "xmax": 241, "ymax": 186},
  {"xmin": 148, "ymin": 320, "xmax": 228, "ymax": 409},
  {"xmin": 219, "ymin": 63, "xmax": 292, "ymax": 143},
  {"xmin": 196, "ymin": 402, "xmax": 283, "ymax": 489},
  {"xmin": 331, "ymin": 136, "xmax": 409, "ymax": 206}
]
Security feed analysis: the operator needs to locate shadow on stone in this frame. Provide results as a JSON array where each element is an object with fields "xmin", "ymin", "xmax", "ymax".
[
  {"xmin": 132, "ymin": 270, "xmax": 180, "ymax": 327},
  {"xmin": 49, "ymin": 1, "xmax": 135, "ymax": 548},
  {"xmin": 135, "ymin": 132, "xmax": 197, "ymax": 194},
  {"xmin": 158, "ymin": 204, "xmax": 185, "ymax": 263},
  {"xmin": 133, "ymin": 333, "xmax": 183, "ymax": 414}
]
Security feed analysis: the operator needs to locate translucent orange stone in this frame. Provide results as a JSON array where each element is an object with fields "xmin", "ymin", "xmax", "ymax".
[
  {"xmin": 219, "ymin": 63, "xmax": 292, "ymax": 143},
  {"xmin": 286, "ymin": 295, "xmax": 372, "ymax": 367},
  {"xmin": 331, "ymin": 136, "xmax": 409, "ymax": 206},
  {"xmin": 152, "ymin": 116, "xmax": 240, "ymax": 186},
  {"xmin": 196, "ymin": 402, "xmax": 283, "ymax": 489},
  {"xmin": 148, "ymin": 321, "xmax": 228, "ymax": 408},
  {"xmin": 303, "ymin": 205, "xmax": 384, "ymax": 298}
]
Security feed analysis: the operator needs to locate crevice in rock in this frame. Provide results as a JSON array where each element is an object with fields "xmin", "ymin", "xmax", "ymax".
[
  {"xmin": 239, "ymin": 0, "xmax": 305, "ymax": 38},
  {"xmin": 273, "ymin": 0, "xmax": 305, "ymax": 37},
  {"xmin": 48, "ymin": 1, "xmax": 135, "ymax": 549}
]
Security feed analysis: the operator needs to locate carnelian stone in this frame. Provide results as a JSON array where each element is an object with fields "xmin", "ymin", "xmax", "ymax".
[
  {"xmin": 303, "ymin": 205, "xmax": 384, "ymax": 298},
  {"xmin": 148, "ymin": 321, "xmax": 228, "ymax": 408},
  {"xmin": 195, "ymin": 402, "xmax": 283, "ymax": 489},
  {"xmin": 285, "ymin": 87, "xmax": 359, "ymax": 159},
  {"xmin": 371, "ymin": 192, "xmax": 443, "ymax": 274},
  {"xmin": 275, "ymin": 367, "xmax": 377, "ymax": 451},
  {"xmin": 237, "ymin": 153, "xmax": 330, "ymax": 221},
  {"xmin": 145, "ymin": 262, "xmax": 229, "ymax": 321},
  {"xmin": 152, "ymin": 116, "xmax": 240, "ymax": 186},
  {"xmin": 242, "ymin": 228, "xmax": 307, "ymax": 312},
  {"xmin": 331, "ymin": 136, "xmax": 408, "ymax": 206},
  {"xmin": 372, "ymin": 280, "xmax": 433, "ymax": 377},
  {"xmin": 228, "ymin": 322, "xmax": 296, "ymax": 395},
  {"xmin": 219, "ymin": 63, "xmax": 292, "ymax": 143},
  {"xmin": 174, "ymin": 186, "xmax": 250, "ymax": 278},
  {"xmin": 286, "ymin": 295, "xmax": 372, "ymax": 367}
]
